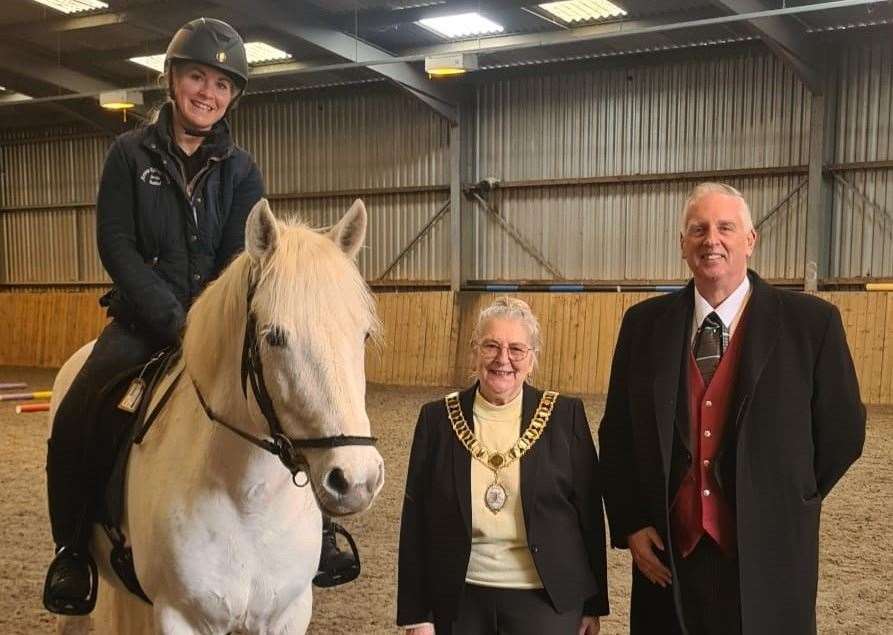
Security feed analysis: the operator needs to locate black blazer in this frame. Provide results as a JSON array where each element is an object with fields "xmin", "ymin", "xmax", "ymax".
[
  {"xmin": 598, "ymin": 271, "xmax": 866, "ymax": 635},
  {"xmin": 397, "ymin": 382, "xmax": 609, "ymax": 626}
]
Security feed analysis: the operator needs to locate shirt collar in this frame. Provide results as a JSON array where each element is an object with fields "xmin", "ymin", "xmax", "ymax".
[{"xmin": 694, "ymin": 274, "xmax": 750, "ymax": 330}]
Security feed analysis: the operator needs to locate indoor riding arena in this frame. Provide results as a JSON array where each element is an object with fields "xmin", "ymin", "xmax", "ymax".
[{"xmin": 1, "ymin": 1, "xmax": 892, "ymax": 634}]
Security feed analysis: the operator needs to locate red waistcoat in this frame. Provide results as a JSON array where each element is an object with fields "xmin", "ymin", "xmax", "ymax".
[{"xmin": 670, "ymin": 314, "xmax": 747, "ymax": 558}]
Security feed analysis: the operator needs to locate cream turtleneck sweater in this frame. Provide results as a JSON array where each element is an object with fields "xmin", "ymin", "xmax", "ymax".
[{"xmin": 465, "ymin": 389, "xmax": 543, "ymax": 589}]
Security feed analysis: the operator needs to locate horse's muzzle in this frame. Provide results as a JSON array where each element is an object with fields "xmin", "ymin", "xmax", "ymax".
[{"xmin": 316, "ymin": 449, "xmax": 384, "ymax": 516}]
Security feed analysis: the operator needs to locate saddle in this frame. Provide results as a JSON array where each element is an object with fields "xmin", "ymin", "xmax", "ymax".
[{"xmin": 87, "ymin": 347, "xmax": 182, "ymax": 604}]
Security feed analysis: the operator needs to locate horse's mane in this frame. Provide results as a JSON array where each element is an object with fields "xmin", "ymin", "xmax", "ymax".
[{"xmin": 184, "ymin": 216, "xmax": 379, "ymax": 374}]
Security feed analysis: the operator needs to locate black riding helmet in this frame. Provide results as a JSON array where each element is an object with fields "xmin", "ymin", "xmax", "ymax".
[
  {"xmin": 165, "ymin": 17, "xmax": 248, "ymax": 93},
  {"xmin": 165, "ymin": 18, "xmax": 248, "ymax": 136}
]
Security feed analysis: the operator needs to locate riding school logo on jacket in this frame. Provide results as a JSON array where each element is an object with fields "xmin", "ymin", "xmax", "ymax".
[{"xmin": 140, "ymin": 167, "xmax": 170, "ymax": 187}]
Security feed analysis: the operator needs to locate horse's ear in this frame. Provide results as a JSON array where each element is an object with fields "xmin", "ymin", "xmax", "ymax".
[
  {"xmin": 328, "ymin": 198, "xmax": 367, "ymax": 260},
  {"xmin": 246, "ymin": 198, "xmax": 279, "ymax": 261}
]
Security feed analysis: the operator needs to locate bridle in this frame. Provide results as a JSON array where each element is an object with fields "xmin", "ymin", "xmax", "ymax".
[{"xmin": 191, "ymin": 269, "xmax": 377, "ymax": 484}]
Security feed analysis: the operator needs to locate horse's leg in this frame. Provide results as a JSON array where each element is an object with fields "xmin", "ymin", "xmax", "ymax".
[
  {"xmin": 272, "ymin": 586, "xmax": 313, "ymax": 635},
  {"xmin": 154, "ymin": 601, "xmax": 220, "ymax": 635}
]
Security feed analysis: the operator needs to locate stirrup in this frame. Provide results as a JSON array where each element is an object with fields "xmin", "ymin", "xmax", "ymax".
[
  {"xmin": 43, "ymin": 547, "xmax": 99, "ymax": 616},
  {"xmin": 313, "ymin": 521, "xmax": 361, "ymax": 588}
]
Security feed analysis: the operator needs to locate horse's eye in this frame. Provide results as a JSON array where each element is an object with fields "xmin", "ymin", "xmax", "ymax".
[
  {"xmin": 364, "ymin": 331, "xmax": 371, "ymax": 342},
  {"xmin": 265, "ymin": 326, "xmax": 289, "ymax": 348}
]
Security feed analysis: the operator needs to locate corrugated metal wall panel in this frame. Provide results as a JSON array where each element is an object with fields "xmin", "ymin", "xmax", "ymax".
[
  {"xmin": 832, "ymin": 42, "xmax": 893, "ymax": 278},
  {"xmin": 77, "ymin": 207, "xmax": 110, "ymax": 283},
  {"xmin": 477, "ymin": 50, "xmax": 810, "ymax": 181},
  {"xmin": 2, "ymin": 208, "xmax": 81, "ymax": 283},
  {"xmin": 474, "ymin": 50, "xmax": 811, "ymax": 281},
  {"xmin": 231, "ymin": 90, "xmax": 450, "ymax": 194},
  {"xmin": 836, "ymin": 42, "xmax": 893, "ymax": 164},
  {"xmin": 832, "ymin": 169, "xmax": 893, "ymax": 278},
  {"xmin": 269, "ymin": 192, "xmax": 450, "ymax": 282},
  {"xmin": 0, "ymin": 135, "xmax": 109, "ymax": 208},
  {"xmin": 472, "ymin": 174, "xmax": 807, "ymax": 281},
  {"xmin": 3, "ymin": 44, "xmax": 891, "ymax": 285}
]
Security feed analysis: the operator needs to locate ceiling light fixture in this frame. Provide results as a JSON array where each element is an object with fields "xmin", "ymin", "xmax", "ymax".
[
  {"xmin": 99, "ymin": 89, "xmax": 143, "ymax": 121},
  {"xmin": 425, "ymin": 53, "xmax": 479, "ymax": 78},
  {"xmin": 129, "ymin": 54, "xmax": 165, "ymax": 73},
  {"xmin": 538, "ymin": 0, "xmax": 627, "ymax": 24},
  {"xmin": 244, "ymin": 42, "xmax": 292, "ymax": 64},
  {"xmin": 30, "ymin": 0, "xmax": 108, "ymax": 14},
  {"xmin": 418, "ymin": 12, "xmax": 504, "ymax": 39}
]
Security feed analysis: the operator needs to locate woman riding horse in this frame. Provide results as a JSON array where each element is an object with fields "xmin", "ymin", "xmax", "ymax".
[{"xmin": 43, "ymin": 17, "xmax": 355, "ymax": 615}]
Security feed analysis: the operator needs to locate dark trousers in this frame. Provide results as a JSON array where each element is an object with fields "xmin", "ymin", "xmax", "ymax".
[
  {"xmin": 46, "ymin": 320, "xmax": 157, "ymax": 548},
  {"xmin": 435, "ymin": 584, "xmax": 582, "ymax": 635},
  {"xmin": 674, "ymin": 538, "xmax": 741, "ymax": 635}
]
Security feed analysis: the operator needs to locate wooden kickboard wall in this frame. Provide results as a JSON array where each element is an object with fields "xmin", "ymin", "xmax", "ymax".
[{"xmin": 1, "ymin": 290, "xmax": 891, "ymax": 404}]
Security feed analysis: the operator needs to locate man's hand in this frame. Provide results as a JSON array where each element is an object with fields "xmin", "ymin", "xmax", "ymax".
[
  {"xmin": 578, "ymin": 615, "xmax": 600, "ymax": 634},
  {"xmin": 628, "ymin": 526, "xmax": 672, "ymax": 587},
  {"xmin": 406, "ymin": 624, "xmax": 435, "ymax": 635}
]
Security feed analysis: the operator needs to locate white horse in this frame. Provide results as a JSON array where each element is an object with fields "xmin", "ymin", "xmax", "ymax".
[{"xmin": 50, "ymin": 198, "xmax": 384, "ymax": 634}]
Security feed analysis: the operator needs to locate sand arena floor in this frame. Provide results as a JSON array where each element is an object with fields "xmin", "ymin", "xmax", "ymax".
[{"xmin": 1, "ymin": 366, "xmax": 890, "ymax": 634}]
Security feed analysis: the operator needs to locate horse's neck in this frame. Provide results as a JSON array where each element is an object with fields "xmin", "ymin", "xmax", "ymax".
[
  {"xmin": 182, "ymin": 259, "xmax": 253, "ymax": 426},
  {"xmin": 178, "ymin": 259, "xmax": 300, "ymax": 499}
]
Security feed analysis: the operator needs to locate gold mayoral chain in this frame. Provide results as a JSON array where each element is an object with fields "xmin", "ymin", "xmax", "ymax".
[{"xmin": 445, "ymin": 390, "xmax": 558, "ymax": 514}]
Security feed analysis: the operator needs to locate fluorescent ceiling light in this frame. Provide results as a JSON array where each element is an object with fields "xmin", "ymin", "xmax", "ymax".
[
  {"xmin": 129, "ymin": 42, "xmax": 290, "ymax": 74},
  {"xmin": 129, "ymin": 54, "xmax": 165, "ymax": 73},
  {"xmin": 244, "ymin": 42, "xmax": 291, "ymax": 64},
  {"xmin": 538, "ymin": 0, "xmax": 627, "ymax": 23},
  {"xmin": 418, "ymin": 12, "xmax": 504, "ymax": 39},
  {"xmin": 30, "ymin": 0, "xmax": 108, "ymax": 14}
]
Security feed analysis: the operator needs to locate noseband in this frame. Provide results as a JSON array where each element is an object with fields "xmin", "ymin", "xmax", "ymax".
[{"xmin": 192, "ymin": 270, "xmax": 376, "ymax": 482}]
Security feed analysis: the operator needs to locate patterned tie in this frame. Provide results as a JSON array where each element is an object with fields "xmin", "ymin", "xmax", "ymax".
[{"xmin": 694, "ymin": 312, "xmax": 727, "ymax": 386}]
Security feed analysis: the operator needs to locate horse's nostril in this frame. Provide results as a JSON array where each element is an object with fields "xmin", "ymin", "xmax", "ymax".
[{"xmin": 325, "ymin": 467, "xmax": 350, "ymax": 496}]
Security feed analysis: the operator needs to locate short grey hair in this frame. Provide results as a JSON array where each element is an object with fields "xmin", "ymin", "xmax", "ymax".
[
  {"xmin": 471, "ymin": 296, "xmax": 541, "ymax": 372},
  {"xmin": 680, "ymin": 182, "xmax": 754, "ymax": 234}
]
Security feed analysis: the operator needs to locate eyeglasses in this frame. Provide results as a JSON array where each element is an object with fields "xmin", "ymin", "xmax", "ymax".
[{"xmin": 479, "ymin": 341, "xmax": 532, "ymax": 362}]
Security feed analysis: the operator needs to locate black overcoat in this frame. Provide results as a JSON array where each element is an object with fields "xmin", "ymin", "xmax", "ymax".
[
  {"xmin": 397, "ymin": 383, "xmax": 610, "ymax": 626},
  {"xmin": 598, "ymin": 270, "xmax": 866, "ymax": 635}
]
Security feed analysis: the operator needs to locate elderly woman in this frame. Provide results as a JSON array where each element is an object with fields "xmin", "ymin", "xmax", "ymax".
[{"xmin": 397, "ymin": 297, "xmax": 609, "ymax": 634}]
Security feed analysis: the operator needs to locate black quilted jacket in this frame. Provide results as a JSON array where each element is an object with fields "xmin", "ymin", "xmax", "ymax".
[{"xmin": 96, "ymin": 102, "xmax": 263, "ymax": 345}]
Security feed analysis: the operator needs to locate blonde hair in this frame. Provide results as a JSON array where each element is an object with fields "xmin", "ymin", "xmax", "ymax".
[
  {"xmin": 680, "ymin": 182, "xmax": 754, "ymax": 233},
  {"xmin": 470, "ymin": 296, "xmax": 541, "ymax": 373}
]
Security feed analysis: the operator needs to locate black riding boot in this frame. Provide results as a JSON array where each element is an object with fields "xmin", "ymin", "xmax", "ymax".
[
  {"xmin": 43, "ymin": 320, "xmax": 155, "ymax": 615},
  {"xmin": 44, "ymin": 437, "xmax": 98, "ymax": 615},
  {"xmin": 313, "ymin": 516, "xmax": 361, "ymax": 587}
]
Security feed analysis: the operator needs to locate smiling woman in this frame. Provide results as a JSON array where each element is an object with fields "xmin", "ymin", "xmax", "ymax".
[
  {"xmin": 170, "ymin": 63, "xmax": 236, "ymax": 135},
  {"xmin": 40, "ymin": 16, "xmax": 267, "ymax": 618},
  {"xmin": 397, "ymin": 297, "xmax": 610, "ymax": 635}
]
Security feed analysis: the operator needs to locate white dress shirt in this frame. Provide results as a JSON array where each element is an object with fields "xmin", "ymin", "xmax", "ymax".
[{"xmin": 691, "ymin": 275, "xmax": 751, "ymax": 346}]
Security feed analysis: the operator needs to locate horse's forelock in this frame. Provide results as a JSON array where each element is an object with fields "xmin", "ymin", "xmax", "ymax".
[{"xmin": 256, "ymin": 219, "xmax": 378, "ymax": 335}]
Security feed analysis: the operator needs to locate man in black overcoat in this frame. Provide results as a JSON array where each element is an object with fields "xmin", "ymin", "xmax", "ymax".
[{"xmin": 599, "ymin": 182, "xmax": 865, "ymax": 635}]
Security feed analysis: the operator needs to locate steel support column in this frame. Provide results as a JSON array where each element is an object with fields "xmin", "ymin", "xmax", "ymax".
[{"xmin": 805, "ymin": 81, "xmax": 838, "ymax": 291}]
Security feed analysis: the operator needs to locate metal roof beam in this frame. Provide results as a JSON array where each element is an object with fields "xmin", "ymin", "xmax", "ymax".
[
  {"xmin": 210, "ymin": 0, "xmax": 460, "ymax": 123},
  {"xmin": 0, "ymin": 44, "xmax": 118, "ymax": 94},
  {"xmin": 0, "ymin": 1, "xmax": 215, "ymax": 38},
  {"xmin": 710, "ymin": 0, "xmax": 823, "ymax": 93}
]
